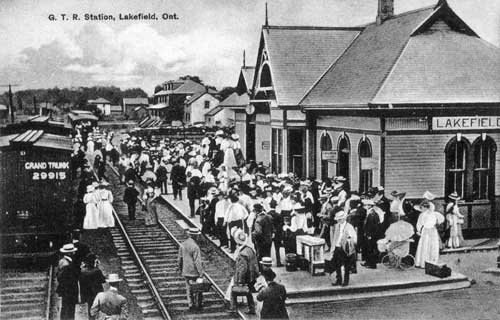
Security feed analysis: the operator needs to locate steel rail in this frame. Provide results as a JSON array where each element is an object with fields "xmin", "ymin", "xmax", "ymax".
[
  {"xmin": 45, "ymin": 265, "xmax": 53, "ymax": 320},
  {"xmin": 91, "ymin": 165, "xmax": 173, "ymax": 320},
  {"xmin": 107, "ymin": 162, "xmax": 244, "ymax": 320}
]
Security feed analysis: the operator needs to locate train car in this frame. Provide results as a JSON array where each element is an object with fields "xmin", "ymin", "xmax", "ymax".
[
  {"xmin": 0, "ymin": 129, "xmax": 73, "ymax": 261},
  {"xmin": 67, "ymin": 110, "xmax": 98, "ymax": 130},
  {"xmin": 0, "ymin": 116, "xmax": 72, "ymax": 136}
]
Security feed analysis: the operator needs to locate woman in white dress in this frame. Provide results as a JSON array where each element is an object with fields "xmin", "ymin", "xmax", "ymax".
[
  {"xmin": 97, "ymin": 181, "xmax": 115, "ymax": 228},
  {"xmin": 415, "ymin": 200, "xmax": 445, "ymax": 268},
  {"xmin": 83, "ymin": 185, "xmax": 99, "ymax": 229},
  {"xmin": 445, "ymin": 192, "xmax": 464, "ymax": 248}
]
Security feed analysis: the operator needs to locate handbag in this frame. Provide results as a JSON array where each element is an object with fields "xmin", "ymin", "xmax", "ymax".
[{"xmin": 232, "ymin": 284, "xmax": 249, "ymax": 295}]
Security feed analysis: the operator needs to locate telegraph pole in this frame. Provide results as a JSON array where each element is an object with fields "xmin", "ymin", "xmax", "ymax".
[{"xmin": 0, "ymin": 84, "xmax": 20, "ymax": 123}]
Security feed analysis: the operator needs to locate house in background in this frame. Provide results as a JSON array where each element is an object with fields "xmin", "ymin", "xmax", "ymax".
[
  {"xmin": 110, "ymin": 105, "xmax": 123, "ymax": 115},
  {"xmin": 183, "ymin": 91, "xmax": 219, "ymax": 125},
  {"xmin": 88, "ymin": 97, "xmax": 111, "ymax": 116},
  {"xmin": 154, "ymin": 78, "xmax": 210, "ymax": 106},
  {"xmin": 204, "ymin": 104, "xmax": 234, "ymax": 127},
  {"xmin": 123, "ymin": 97, "xmax": 149, "ymax": 119}
]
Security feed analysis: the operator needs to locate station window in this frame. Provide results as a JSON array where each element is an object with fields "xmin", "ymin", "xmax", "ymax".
[
  {"xmin": 445, "ymin": 136, "xmax": 496, "ymax": 201},
  {"xmin": 204, "ymin": 101, "xmax": 210, "ymax": 109},
  {"xmin": 337, "ymin": 135, "xmax": 350, "ymax": 185},
  {"xmin": 359, "ymin": 138, "xmax": 373, "ymax": 194},
  {"xmin": 445, "ymin": 137, "xmax": 468, "ymax": 198},
  {"xmin": 320, "ymin": 133, "xmax": 332, "ymax": 180},
  {"xmin": 472, "ymin": 137, "xmax": 496, "ymax": 200},
  {"xmin": 260, "ymin": 64, "xmax": 273, "ymax": 88},
  {"xmin": 272, "ymin": 128, "xmax": 283, "ymax": 174}
]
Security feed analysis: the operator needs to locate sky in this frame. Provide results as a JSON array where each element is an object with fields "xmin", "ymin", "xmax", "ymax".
[{"xmin": 0, "ymin": 0, "xmax": 499, "ymax": 95}]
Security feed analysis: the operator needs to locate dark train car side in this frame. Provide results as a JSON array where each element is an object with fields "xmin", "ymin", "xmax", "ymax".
[{"xmin": 0, "ymin": 129, "xmax": 73, "ymax": 261}]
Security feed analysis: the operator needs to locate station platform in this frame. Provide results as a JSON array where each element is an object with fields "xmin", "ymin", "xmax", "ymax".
[{"xmin": 161, "ymin": 191, "xmax": 472, "ymax": 305}]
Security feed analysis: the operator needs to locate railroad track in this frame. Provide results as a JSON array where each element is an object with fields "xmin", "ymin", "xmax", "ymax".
[
  {"xmin": 96, "ymin": 162, "xmax": 244, "ymax": 320},
  {"xmin": 0, "ymin": 266, "xmax": 53, "ymax": 320}
]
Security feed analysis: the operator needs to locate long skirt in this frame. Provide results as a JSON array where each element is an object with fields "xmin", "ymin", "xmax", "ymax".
[
  {"xmin": 415, "ymin": 227, "xmax": 440, "ymax": 268},
  {"xmin": 98, "ymin": 201, "xmax": 115, "ymax": 228},
  {"xmin": 83, "ymin": 203, "xmax": 99, "ymax": 229}
]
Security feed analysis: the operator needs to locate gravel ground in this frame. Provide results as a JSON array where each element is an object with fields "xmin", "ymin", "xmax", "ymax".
[{"xmin": 288, "ymin": 251, "xmax": 500, "ymax": 320}]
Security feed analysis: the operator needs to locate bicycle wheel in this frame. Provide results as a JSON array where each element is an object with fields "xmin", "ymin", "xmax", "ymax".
[
  {"xmin": 400, "ymin": 254, "xmax": 415, "ymax": 269},
  {"xmin": 382, "ymin": 253, "xmax": 396, "ymax": 268}
]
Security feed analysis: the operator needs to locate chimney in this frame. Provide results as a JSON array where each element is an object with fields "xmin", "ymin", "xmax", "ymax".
[{"xmin": 376, "ymin": 0, "xmax": 394, "ymax": 24}]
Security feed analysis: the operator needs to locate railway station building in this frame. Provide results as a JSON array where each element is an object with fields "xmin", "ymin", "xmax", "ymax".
[{"xmin": 236, "ymin": 0, "xmax": 500, "ymax": 237}]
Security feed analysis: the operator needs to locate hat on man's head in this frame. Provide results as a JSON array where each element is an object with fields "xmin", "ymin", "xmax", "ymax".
[
  {"xmin": 448, "ymin": 192, "xmax": 460, "ymax": 201},
  {"xmin": 231, "ymin": 133, "xmax": 239, "ymax": 141},
  {"xmin": 106, "ymin": 273, "xmax": 122, "ymax": 283},
  {"xmin": 423, "ymin": 191, "xmax": 436, "ymax": 201},
  {"xmin": 260, "ymin": 257, "xmax": 273, "ymax": 266},
  {"xmin": 233, "ymin": 228, "xmax": 247, "ymax": 246},
  {"xmin": 60, "ymin": 243, "xmax": 77, "ymax": 253},
  {"xmin": 335, "ymin": 176, "xmax": 347, "ymax": 182},
  {"xmin": 188, "ymin": 227, "xmax": 201, "ymax": 235},
  {"xmin": 334, "ymin": 210, "xmax": 347, "ymax": 221},
  {"xmin": 127, "ymin": 180, "xmax": 135, "ymax": 186}
]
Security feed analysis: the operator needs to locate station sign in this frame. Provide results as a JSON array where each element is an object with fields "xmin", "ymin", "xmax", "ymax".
[
  {"xmin": 361, "ymin": 157, "xmax": 378, "ymax": 170},
  {"xmin": 24, "ymin": 161, "xmax": 69, "ymax": 180},
  {"xmin": 321, "ymin": 150, "xmax": 338, "ymax": 162},
  {"xmin": 262, "ymin": 141, "xmax": 270, "ymax": 150},
  {"xmin": 432, "ymin": 116, "xmax": 500, "ymax": 130}
]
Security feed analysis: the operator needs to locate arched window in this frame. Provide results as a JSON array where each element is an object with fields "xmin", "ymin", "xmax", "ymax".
[
  {"xmin": 472, "ymin": 136, "xmax": 496, "ymax": 200},
  {"xmin": 445, "ymin": 137, "xmax": 470, "ymax": 198},
  {"xmin": 359, "ymin": 138, "xmax": 373, "ymax": 193},
  {"xmin": 337, "ymin": 135, "xmax": 350, "ymax": 184},
  {"xmin": 320, "ymin": 133, "xmax": 333, "ymax": 180},
  {"xmin": 260, "ymin": 64, "xmax": 273, "ymax": 88}
]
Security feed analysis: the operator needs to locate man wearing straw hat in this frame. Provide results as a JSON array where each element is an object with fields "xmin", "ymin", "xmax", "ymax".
[
  {"xmin": 57, "ymin": 243, "xmax": 80, "ymax": 320},
  {"xmin": 178, "ymin": 227, "xmax": 205, "ymax": 310},
  {"xmin": 90, "ymin": 274, "xmax": 128, "ymax": 320}
]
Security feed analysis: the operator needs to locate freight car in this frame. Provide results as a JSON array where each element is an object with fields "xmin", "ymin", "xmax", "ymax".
[
  {"xmin": 0, "ymin": 115, "xmax": 72, "ymax": 136},
  {"xmin": 0, "ymin": 129, "xmax": 73, "ymax": 262}
]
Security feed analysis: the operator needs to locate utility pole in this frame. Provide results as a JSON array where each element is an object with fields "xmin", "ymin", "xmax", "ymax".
[{"xmin": 0, "ymin": 84, "xmax": 20, "ymax": 123}]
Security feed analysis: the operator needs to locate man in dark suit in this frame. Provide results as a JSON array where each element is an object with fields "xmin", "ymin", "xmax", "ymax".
[
  {"xmin": 123, "ymin": 180, "xmax": 140, "ymax": 220},
  {"xmin": 252, "ymin": 204, "xmax": 274, "ymax": 270},
  {"xmin": 79, "ymin": 253, "xmax": 106, "ymax": 320},
  {"xmin": 171, "ymin": 158, "xmax": 186, "ymax": 200},
  {"xmin": 57, "ymin": 244, "xmax": 80, "ymax": 320},
  {"xmin": 71, "ymin": 229, "xmax": 90, "ymax": 268},
  {"xmin": 256, "ymin": 268, "xmax": 288, "ymax": 319}
]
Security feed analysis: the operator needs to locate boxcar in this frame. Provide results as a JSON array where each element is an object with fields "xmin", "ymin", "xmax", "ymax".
[{"xmin": 0, "ymin": 129, "xmax": 73, "ymax": 260}]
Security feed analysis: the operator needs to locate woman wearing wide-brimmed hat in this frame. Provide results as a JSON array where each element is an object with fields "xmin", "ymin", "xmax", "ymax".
[
  {"xmin": 445, "ymin": 192, "xmax": 465, "ymax": 248},
  {"xmin": 83, "ymin": 184, "xmax": 99, "ymax": 230},
  {"xmin": 97, "ymin": 180, "xmax": 114, "ymax": 228},
  {"xmin": 414, "ymin": 200, "xmax": 445, "ymax": 268}
]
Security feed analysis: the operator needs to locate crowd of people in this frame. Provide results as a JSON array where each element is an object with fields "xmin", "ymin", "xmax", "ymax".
[
  {"xmin": 56, "ymin": 230, "xmax": 128, "ymax": 320},
  {"xmin": 67, "ymin": 124, "xmax": 466, "ymax": 318}
]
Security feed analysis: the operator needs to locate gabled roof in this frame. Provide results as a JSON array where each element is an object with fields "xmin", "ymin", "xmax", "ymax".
[
  {"xmin": 123, "ymin": 97, "xmax": 148, "ymax": 105},
  {"xmin": 154, "ymin": 90, "xmax": 169, "ymax": 96},
  {"xmin": 218, "ymin": 92, "xmax": 250, "ymax": 109},
  {"xmin": 205, "ymin": 105, "xmax": 224, "ymax": 117},
  {"xmin": 185, "ymin": 91, "xmax": 217, "ymax": 105},
  {"xmin": 301, "ymin": 6, "xmax": 434, "ymax": 107},
  {"xmin": 241, "ymin": 67, "xmax": 255, "ymax": 91},
  {"xmin": 301, "ymin": 2, "xmax": 500, "ymax": 108},
  {"xmin": 172, "ymin": 79, "xmax": 207, "ymax": 95},
  {"xmin": 260, "ymin": 26, "xmax": 362, "ymax": 106},
  {"xmin": 372, "ymin": 31, "xmax": 500, "ymax": 104}
]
